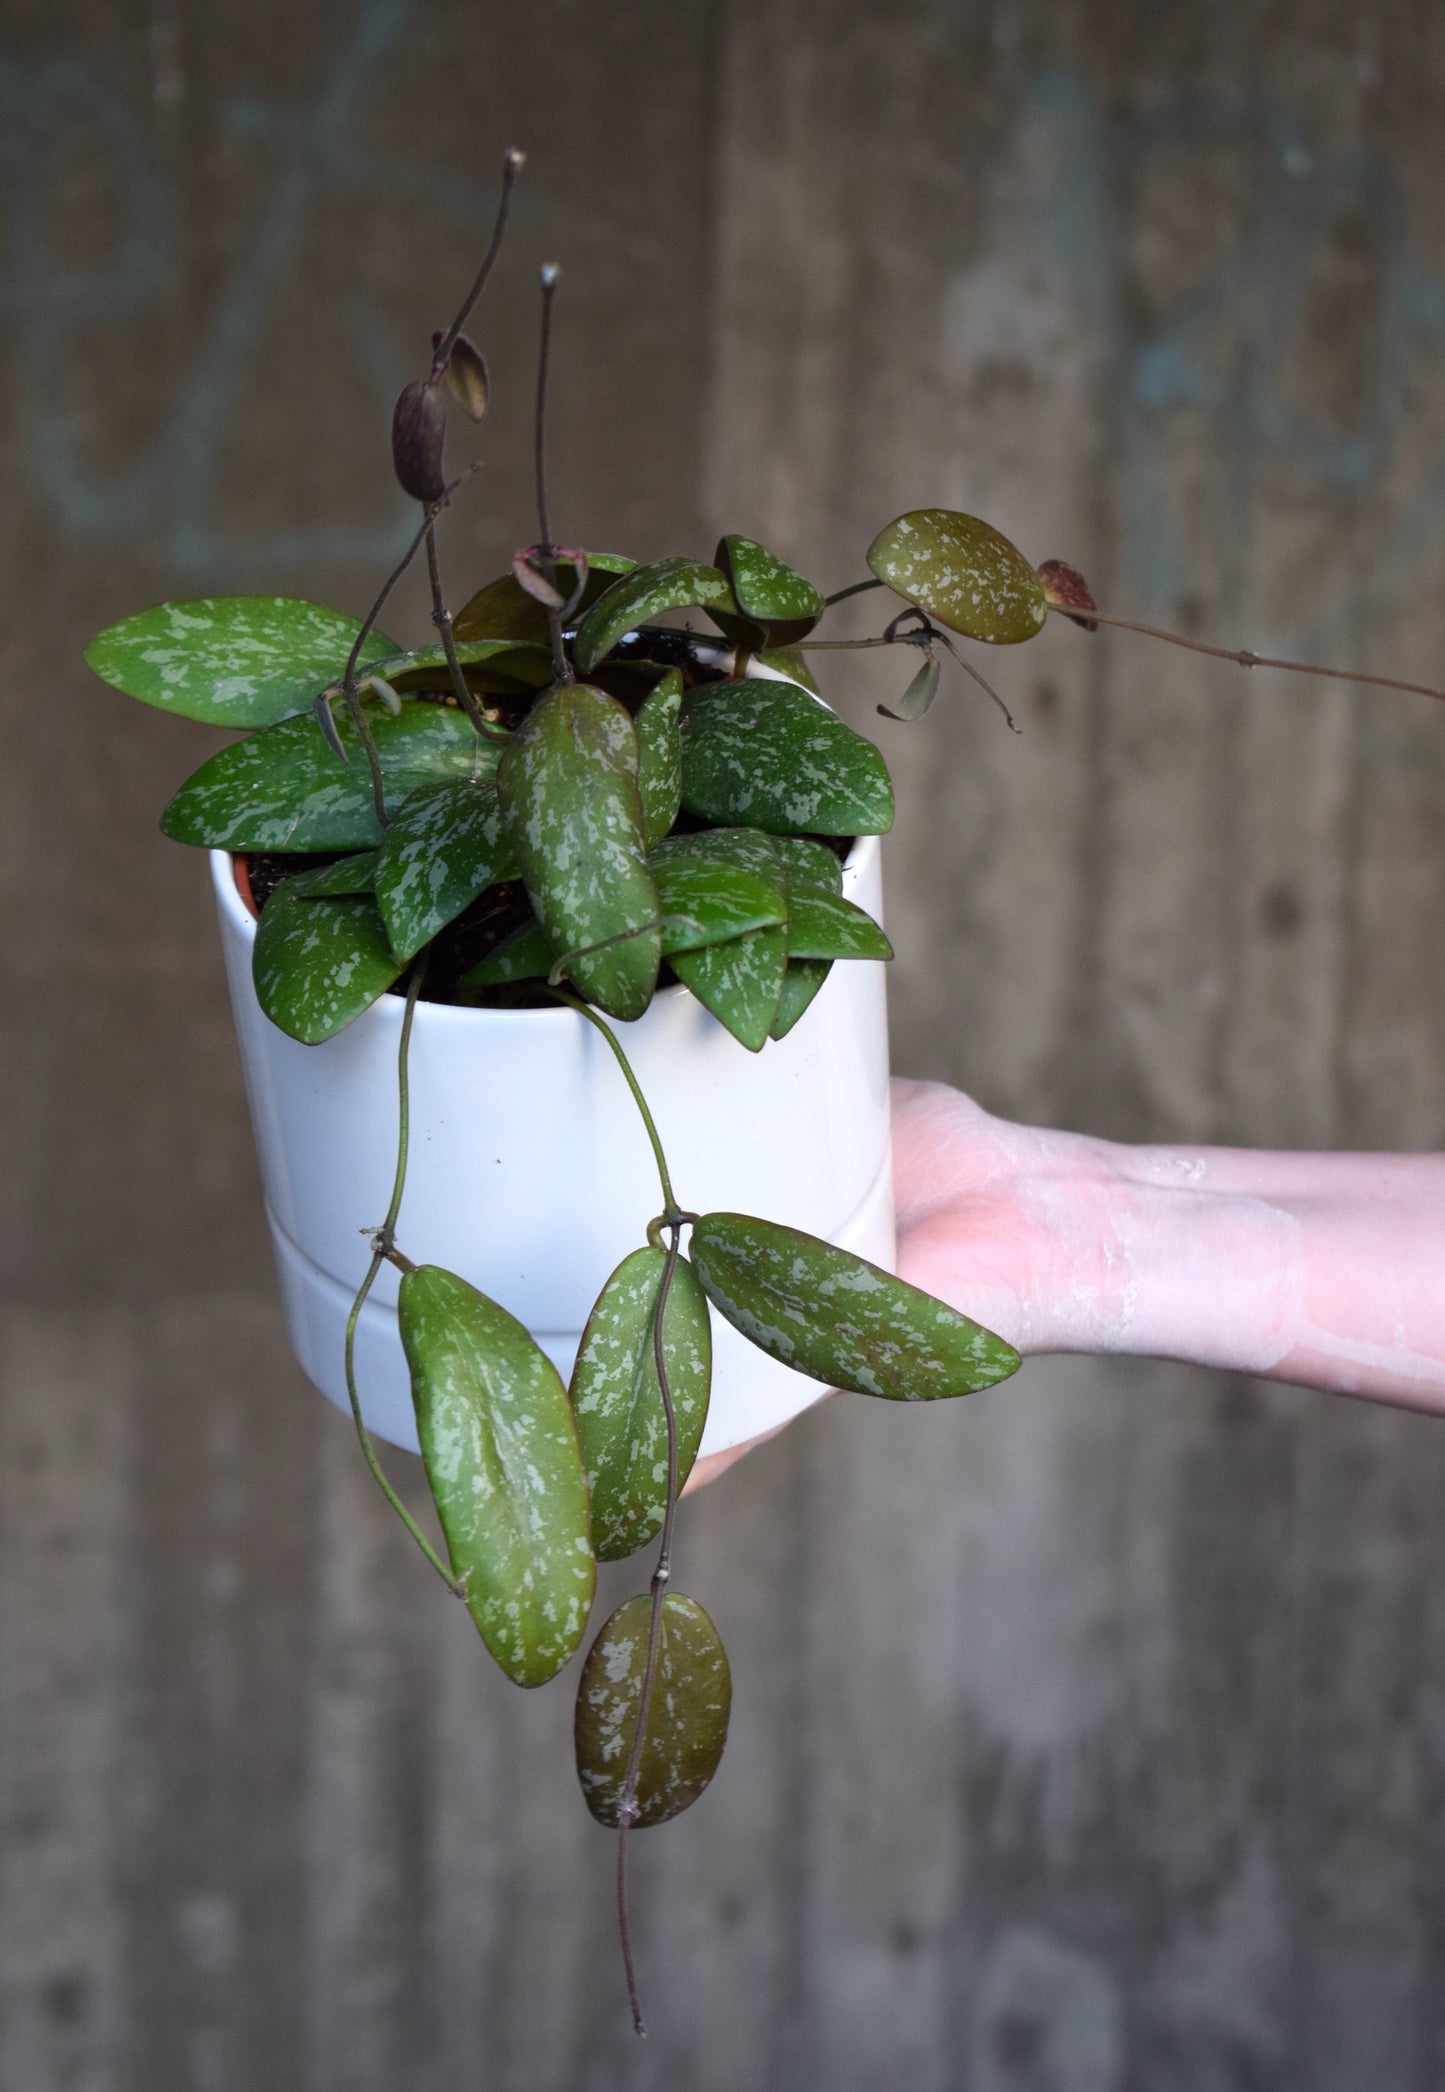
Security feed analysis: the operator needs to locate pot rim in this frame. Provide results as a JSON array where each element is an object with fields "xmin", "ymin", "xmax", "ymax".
[{"xmin": 210, "ymin": 832, "xmax": 880, "ymax": 1031}]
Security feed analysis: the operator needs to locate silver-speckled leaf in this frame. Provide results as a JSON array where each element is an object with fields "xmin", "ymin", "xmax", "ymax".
[
  {"xmin": 689, "ymin": 1213, "xmax": 1022, "ymax": 1399},
  {"xmin": 770, "ymin": 959, "xmax": 831, "ymax": 1040},
  {"xmin": 661, "ymin": 829, "xmax": 788, "ymax": 1047},
  {"xmin": 648, "ymin": 831, "xmax": 787, "ymax": 953},
  {"xmin": 284, "ymin": 851, "xmax": 379, "ymax": 899},
  {"xmin": 745, "ymin": 646, "xmax": 820, "ymax": 695},
  {"xmin": 457, "ymin": 915, "xmax": 556, "ymax": 996},
  {"xmin": 572, "ymin": 559, "xmax": 737, "ymax": 674},
  {"xmin": 785, "ymin": 890, "xmax": 892, "ymax": 961},
  {"xmin": 496, "ymin": 683, "xmax": 660, "ymax": 1021},
  {"xmin": 634, "ymin": 669, "xmax": 683, "ymax": 849},
  {"xmin": 679, "ymin": 680, "xmax": 894, "ymax": 836},
  {"xmin": 84, "ymin": 597, "xmax": 400, "ymax": 729},
  {"xmin": 574, "ymin": 1593, "xmax": 731, "ymax": 1827},
  {"xmin": 454, "ymin": 554, "xmax": 635, "ymax": 647},
  {"xmin": 866, "ymin": 510, "xmax": 1047, "ymax": 644},
  {"xmin": 718, "ymin": 534, "xmax": 824, "ymax": 642},
  {"xmin": 162, "ymin": 703, "xmax": 498, "ymax": 853},
  {"xmin": 373, "ymin": 780, "xmax": 516, "ymax": 961},
  {"xmin": 252, "ymin": 884, "xmax": 403, "ymax": 1044},
  {"xmin": 399, "ymin": 1265, "xmax": 595, "ymax": 1689},
  {"xmin": 570, "ymin": 1248, "xmax": 712, "ymax": 1561}
]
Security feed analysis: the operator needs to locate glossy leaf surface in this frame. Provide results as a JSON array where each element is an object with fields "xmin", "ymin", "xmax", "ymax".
[
  {"xmin": 866, "ymin": 509, "xmax": 1047, "ymax": 644},
  {"xmin": 690, "ymin": 1214, "xmax": 1022, "ymax": 1399},
  {"xmin": 648, "ymin": 832, "xmax": 787, "ymax": 953},
  {"xmin": 767, "ymin": 837, "xmax": 842, "ymax": 1039},
  {"xmin": 374, "ymin": 779, "xmax": 515, "ymax": 961},
  {"xmin": 719, "ymin": 534, "xmax": 824, "ymax": 639},
  {"xmin": 881, "ymin": 653, "xmax": 941, "ymax": 721},
  {"xmin": 496, "ymin": 683, "xmax": 660, "ymax": 1020},
  {"xmin": 163, "ymin": 703, "xmax": 498, "ymax": 852},
  {"xmin": 455, "ymin": 554, "xmax": 634, "ymax": 646},
  {"xmin": 634, "ymin": 669, "xmax": 683, "ymax": 849},
  {"xmin": 575, "ymin": 1594, "xmax": 731, "ymax": 1827},
  {"xmin": 399, "ymin": 1266, "xmax": 595, "ymax": 1688},
  {"xmin": 252, "ymin": 885, "xmax": 403, "ymax": 1043},
  {"xmin": 572, "ymin": 559, "xmax": 736, "ymax": 674},
  {"xmin": 84, "ymin": 597, "xmax": 399, "ymax": 729},
  {"xmin": 680, "ymin": 680, "xmax": 894, "ymax": 836},
  {"xmin": 670, "ymin": 925, "xmax": 787, "ymax": 1050},
  {"xmin": 746, "ymin": 646, "xmax": 821, "ymax": 695},
  {"xmin": 570, "ymin": 1248, "xmax": 712, "ymax": 1560},
  {"xmin": 284, "ymin": 850, "xmax": 378, "ymax": 899}
]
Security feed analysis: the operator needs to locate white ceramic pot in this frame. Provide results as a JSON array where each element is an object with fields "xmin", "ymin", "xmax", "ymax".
[{"xmin": 211, "ymin": 839, "xmax": 894, "ymax": 1458}]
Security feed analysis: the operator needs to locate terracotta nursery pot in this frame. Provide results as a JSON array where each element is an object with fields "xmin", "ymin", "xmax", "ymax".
[{"xmin": 211, "ymin": 836, "xmax": 895, "ymax": 1459}]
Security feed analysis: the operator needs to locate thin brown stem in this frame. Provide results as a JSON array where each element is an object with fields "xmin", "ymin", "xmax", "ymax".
[
  {"xmin": 615, "ymin": 1221, "xmax": 686, "ymax": 2040},
  {"xmin": 533, "ymin": 264, "xmax": 571, "ymax": 683},
  {"xmin": 431, "ymin": 147, "xmax": 524, "ymax": 377},
  {"xmin": 1054, "ymin": 603, "xmax": 1445, "ymax": 705},
  {"xmin": 424, "ymin": 522, "xmax": 509, "ymax": 742}
]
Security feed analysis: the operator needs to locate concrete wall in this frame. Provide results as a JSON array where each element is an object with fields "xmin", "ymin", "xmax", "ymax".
[{"xmin": 4, "ymin": 2, "xmax": 1445, "ymax": 2085}]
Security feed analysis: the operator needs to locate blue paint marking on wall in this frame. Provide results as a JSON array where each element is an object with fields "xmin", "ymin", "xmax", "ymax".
[
  {"xmin": 1028, "ymin": 69, "xmax": 1445, "ymax": 656},
  {"xmin": 0, "ymin": 0, "xmax": 538, "ymax": 578},
  {"xmin": 4, "ymin": 12, "xmax": 1445, "ymax": 650}
]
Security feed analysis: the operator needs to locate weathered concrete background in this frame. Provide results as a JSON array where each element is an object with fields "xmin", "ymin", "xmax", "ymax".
[{"xmin": 4, "ymin": 2, "xmax": 1445, "ymax": 2086}]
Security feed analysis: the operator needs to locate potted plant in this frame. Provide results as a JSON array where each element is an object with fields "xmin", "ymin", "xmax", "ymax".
[{"xmin": 83, "ymin": 152, "xmax": 1445, "ymax": 2036}]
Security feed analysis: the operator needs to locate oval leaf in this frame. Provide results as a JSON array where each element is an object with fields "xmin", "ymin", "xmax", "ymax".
[
  {"xmin": 572, "ymin": 559, "xmax": 737, "ymax": 674},
  {"xmin": 454, "ymin": 554, "xmax": 635, "ymax": 646},
  {"xmin": 689, "ymin": 1214, "xmax": 1022, "ymax": 1399},
  {"xmin": 649, "ymin": 832, "xmax": 787, "ymax": 953},
  {"xmin": 574, "ymin": 1593, "xmax": 731, "ymax": 1827},
  {"xmin": 162, "ymin": 702, "xmax": 500, "ymax": 852},
  {"xmin": 880, "ymin": 653, "xmax": 941, "ymax": 722},
  {"xmin": 773, "ymin": 834, "xmax": 843, "ymax": 898},
  {"xmin": 718, "ymin": 534, "xmax": 824, "ymax": 640},
  {"xmin": 283, "ymin": 849, "xmax": 378, "ymax": 899},
  {"xmin": 570, "ymin": 1248, "xmax": 712, "ymax": 1560},
  {"xmin": 635, "ymin": 669, "xmax": 683, "ymax": 849},
  {"xmin": 670, "ymin": 925, "xmax": 787, "ymax": 1051},
  {"xmin": 496, "ymin": 683, "xmax": 660, "ymax": 1021},
  {"xmin": 252, "ymin": 887, "xmax": 403, "ymax": 1043},
  {"xmin": 680, "ymin": 680, "xmax": 894, "ymax": 836},
  {"xmin": 374, "ymin": 779, "xmax": 516, "ymax": 961},
  {"xmin": 866, "ymin": 510, "xmax": 1047, "ymax": 644},
  {"xmin": 368, "ymin": 637, "xmax": 552, "ymax": 694},
  {"xmin": 84, "ymin": 597, "xmax": 400, "ymax": 729},
  {"xmin": 439, "ymin": 330, "xmax": 490, "ymax": 420},
  {"xmin": 399, "ymin": 1266, "xmax": 595, "ymax": 1688}
]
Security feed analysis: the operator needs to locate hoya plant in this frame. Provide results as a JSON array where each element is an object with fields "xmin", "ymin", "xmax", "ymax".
[{"xmin": 84, "ymin": 154, "xmax": 1445, "ymax": 2035}]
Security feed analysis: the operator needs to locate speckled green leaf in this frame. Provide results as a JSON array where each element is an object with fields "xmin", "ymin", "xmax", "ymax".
[
  {"xmin": 454, "ymin": 554, "xmax": 635, "ymax": 646},
  {"xmin": 572, "ymin": 559, "xmax": 737, "ymax": 674},
  {"xmin": 399, "ymin": 1266, "xmax": 595, "ymax": 1689},
  {"xmin": 162, "ymin": 703, "xmax": 499, "ymax": 852},
  {"xmin": 284, "ymin": 851, "xmax": 379, "ymax": 899},
  {"xmin": 368, "ymin": 638, "xmax": 553, "ymax": 693},
  {"xmin": 648, "ymin": 832, "xmax": 787, "ymax": 953},
  {"xmin": 785, "ymin": 890, "xmax": 892, "ymax": 961},
  {"xmin": 373, "ymin": 780, "xmax": 515, "ymax": 961},
  {"xmin": 718, "ymin": 534, "xmax": 824, "ymax": 643},
  {"xmin": 634, "ymin": 669, "xmax": 683, "ymax": 849},
  {"xmin": 496, "ymin": 683, "xmax": 660, "ymax": 1020},
  {"xmin": 670, "ymin": 925, "xmax": 787, "ymax": 1050},
  {"xmin": 574, "ymin": 1593, "xmax": 731, "ymax": 1827},
  {"xmin": 457, "ymin": 915, "xmax": 556, "ymax": 996},
  {"xmin": 84, "ymin": 596, "xmax": 401, "ymax": 729},
  {"xmin": 690, "ymin": 1214, "xmax": 1021, "ymax": 1399},
  {"xmin": 866, "ymin": 510, "xmax": 1047, "ymax": 644},
  {"xmin": 770, "ymin": 960, "xmax": 831, "ymax": 1040},
  {"xmin": 570, "ymin": 1249, "xmax": 712, "ymax": 1561},
  {"xmin": 679, "ymin": 680, "xmax": 894, "ymax": 837},
  {"xmin": 252, "ymin": 885, "xmax": 403, "ymax": 1043}
]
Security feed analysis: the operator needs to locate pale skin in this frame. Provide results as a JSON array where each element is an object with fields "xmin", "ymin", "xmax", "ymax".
[{"xmin": 684, "ymin": 1077, "xmax": 1445, "ymax": 1493}]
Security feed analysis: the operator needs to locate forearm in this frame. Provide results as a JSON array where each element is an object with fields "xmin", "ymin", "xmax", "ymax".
[{"xmin": 890, "ymin": 1083, "xmax": 1445, "ymax": 1410}]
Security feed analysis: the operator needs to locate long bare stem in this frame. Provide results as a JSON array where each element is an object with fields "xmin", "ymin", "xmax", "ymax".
[
  {"xmin": 1055, "ymin": 602, "xmax": 1445, "ymax": 705},
  {"xmin": 424, "ymin": 521, "xmax": 509, "ymax": 742},
  {"xmin": 431, "ymin": 147, "xmax": 524, "ymax": 377},
  {"xmin": 533, "ymin": 265, "xmax": 571, "ymax": 684}
]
